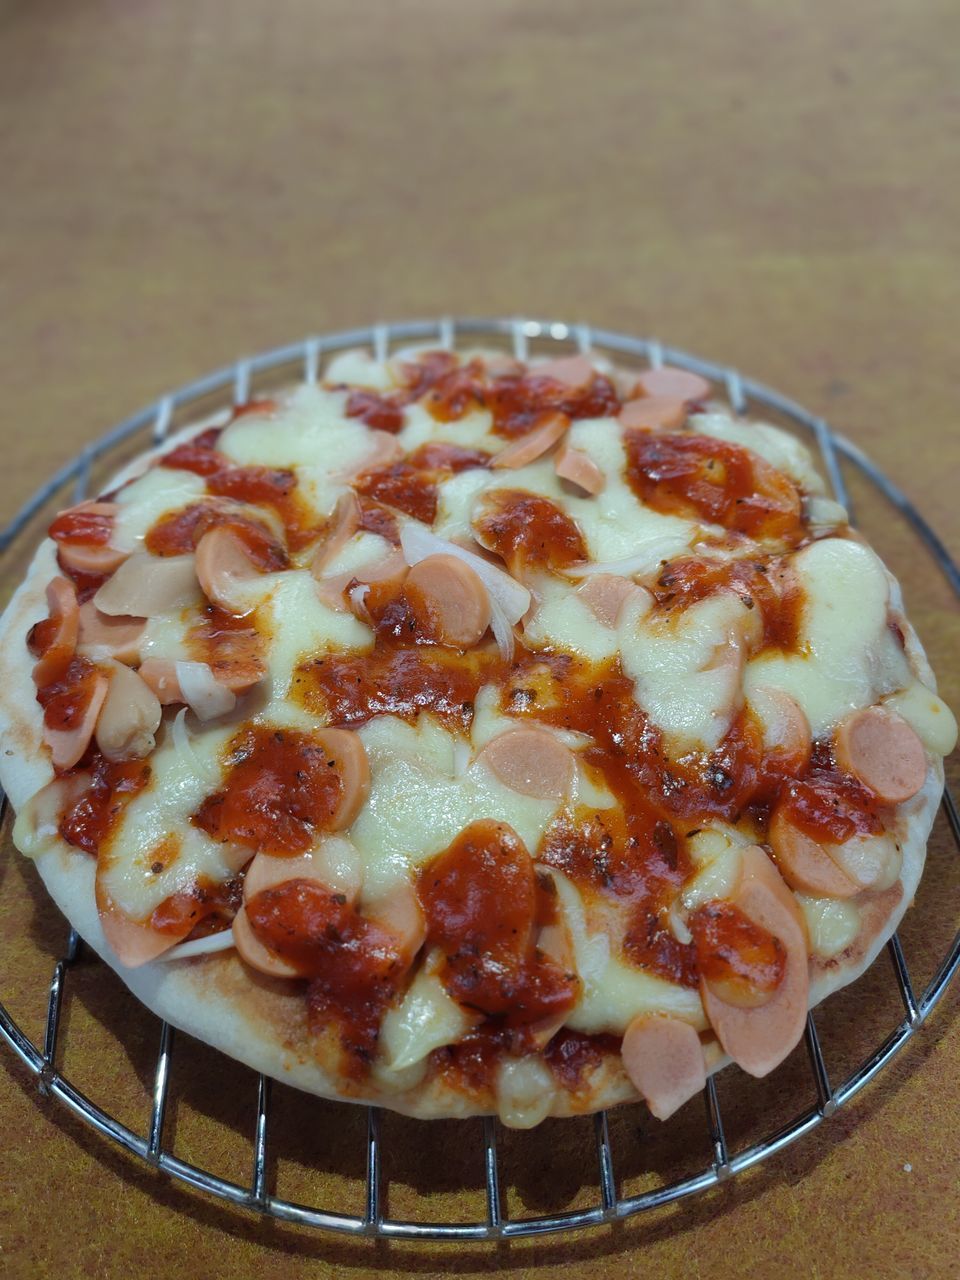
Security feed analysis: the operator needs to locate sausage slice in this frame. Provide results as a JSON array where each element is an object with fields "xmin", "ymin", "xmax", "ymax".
[
  {"xmin": 621, "ymin": 1014, "xmax": 707, "ymax": 1120},
  {"xmin": 632, "ymin": 366, "xmax": 711, "ymax": 404},
  {"xmin": 477, "ymin": 727, "xmax": 575, "ymax": 801},
  {"xmin": 699, "ymin": 846, "xmax": 809, "ymax": 1078},
  {"xmin": 554, "ymin": 444, "xmax": 605, "ymax": 495},
  {"xmin": 767, "ymin": 806, "xmax": 860, "ymax": 899},
  {"xmin": 618, "ymin": 396, "xmax": 689, "ymax": 430},
  {"xmin": 404, "ymin": 554, "xmax": 491, "ymax": 648},
  {"xmin": 195, "ymin": 528, "xmax": 262, "ymax": 614},
  {"xmin": 77, "ymin": 600, "xmax": 146, "ymax": 664},
  {"xmin": 491, "ymin": 411, "xmax": 570, "ymax": 470},
  {"xmin": 835, "ymin": 705, "xmax": 927, "ymax": 804},
  {"xmin": 32, "ymin": 577, "xmax": 80, "ymax": 687}
]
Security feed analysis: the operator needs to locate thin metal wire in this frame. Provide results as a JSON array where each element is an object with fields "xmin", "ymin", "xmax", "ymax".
[
  {"xmin": 364, "ymin": 1107, "xmax": 382, "ymax": 1229},
  {"xmin": 887, "ymin": 934, "xmax": 921, "ymax": 1026},
  {"xmin": 804, "ymin": 1014, "xmax": 836, "ymax": 1117},
  {"xmin": 704, "ymin": 1076, "xmax": 732, "ymax": 1180},
  {"xmin": 148, "ymin": 1023, "xmax": 174, "ymax": 1161},
  {"xmin": 0, "ymin": 318, "xmax": 957, "ymax": 1242},
  {"xmin": 593, "ymin": 1111, "xmax": 616, "ymax": 1213},
  {"xmin": 252, "ymin": 1075, "xmax": 271, "ymax": 1202},
  {"xmin": 482, "ymin": 1116, "xmax": 503, "ymax": 1231}
]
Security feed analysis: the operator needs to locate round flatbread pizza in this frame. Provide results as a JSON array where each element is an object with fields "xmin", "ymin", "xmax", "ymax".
[{"xmin": 0, "ymin": 345, "xmax": 955, "ymax": 1128}]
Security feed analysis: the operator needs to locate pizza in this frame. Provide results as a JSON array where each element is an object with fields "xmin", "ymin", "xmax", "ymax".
[{"xmin": 0, "ymin": 344, "xmax": 955, "ymax": 1129}]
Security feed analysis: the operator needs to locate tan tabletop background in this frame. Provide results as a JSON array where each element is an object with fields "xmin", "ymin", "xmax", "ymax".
[{"xmin": 1, "ymin": 1, "xmax": 958, "ymax": 1276}]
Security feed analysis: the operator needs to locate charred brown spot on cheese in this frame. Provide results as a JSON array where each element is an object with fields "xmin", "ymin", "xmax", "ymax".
[
  {"xmin": 688, "ymin": 899, "xmax": 787, "ymax": 1008},
  {"xmin": 473, "ymin": 489, "xmax": 588, "ymax": 575},
  {"xmin": 403, "ymin": 554, "xmax": 491, "ymax": 649},
  {"xmin": 624, "ymin": 430, "xmax": 804, "ymax": 543},
  {"xmin": 418, "ymin": 820, "xmax": 579, "ymax": 1026},
  {"xmin": 193, "ymin": 725, "xmax": 368, "ymax": 855}
]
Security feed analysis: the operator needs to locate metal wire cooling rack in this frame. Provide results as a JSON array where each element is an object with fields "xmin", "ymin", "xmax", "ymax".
[{"xmin": 0, "ymin": 318, "xmax": 958, "ymax": 1241}]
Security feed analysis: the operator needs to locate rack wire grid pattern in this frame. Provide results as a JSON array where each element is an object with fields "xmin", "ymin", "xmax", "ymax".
[{"xmin": 0, "ymin": 317, "xmax": 958, "ymax": 1242}]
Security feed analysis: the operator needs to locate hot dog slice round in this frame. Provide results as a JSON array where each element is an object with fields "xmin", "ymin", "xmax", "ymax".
[
  {"xmin": 835, "ymin": 705, "xmax": 927, "ymax": 804},
  {"xmin": 621, "ymin": 1013, "xmax": 707, "ymax": 1120},
  {"xmin": 404, "ymin": 554, "xmax": 491, "ymax": 648}
]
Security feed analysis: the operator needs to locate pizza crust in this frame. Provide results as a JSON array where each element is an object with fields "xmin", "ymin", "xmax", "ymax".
[{"xmin": 0, "ymin": 394, "xmax": 948, "ymax": 1125}]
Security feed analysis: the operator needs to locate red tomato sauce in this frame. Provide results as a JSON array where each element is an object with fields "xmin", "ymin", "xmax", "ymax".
[
  {"xmin": 418, "ymin": 820, "xmax": 579, "ymax": 1025},
  {"xmin": 780, "ymin": 765, "xmax": 882, "ymax": 843},
  {"xmin": 354, "ymin": 440, "xmax": 490, "ymax": 525},
  {"xmin": 544, "ymin": 1029, "xmax": 621, "ymax": 1094},
  {"xmin": 297, "ymin": 646, "xmax": 504, "ymax": 732},
  {"xmin": 152, "ymin": 873, "xmax": 244, "ymax": 939},
  {"xmin": 246, "ymin": 879, "xmax": 409, "ymax": 1076},
  {"xmin": 144, "ymin": 502, "xmax": 287, "ymax": 570},
  {"xmin": 49, "ymin": 506, "xmax": 113, "ymax": 547},
  {"xmin": 185, "ymin": 605, "xmax": 265, "ymax": 688},
  {"xmin": 59, "ymin": 755, "xmax": 151, "ymax": 855},
  {"xmin": 36, "ymin": 656, "xmax": 100, "ymax": 734},
  {"xmin": 192, "ymin": 726, "xmax": 346, "ymax": 855},
  {"xmin": 345, "ymin": 390, "xmax": 405, "ymax": 434},
  {"xmin": 160, "ymin": 429, "xmax": 225, "ymax": 477},
  {"xmin": 624, "ymin": 430, "xmax": 804, "ymax": 543},
  {"xmin": 689, "ymin": 899, "xmax": 786, "ymax": 999},
  {"xmin": 474, "ymin": 490, "xmax": 587, "ymax": 573},
  {"xmin": 653, "ymin": 554, "xmax": 804, "ymax": 652},
  {"xmin": 486, "ymin": 369, "xmax": 621, "ymax": 439}
]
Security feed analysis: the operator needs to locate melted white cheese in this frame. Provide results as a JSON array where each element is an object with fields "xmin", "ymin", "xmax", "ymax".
[
  {"xmin": 619, "ymin": 590, "xmax": 755, "ymax": 751},
  {"xmin": 98, "ymin": 719, "xmax": 238, "ymax": 920},
  {"xmin": 352, "ymin": 713, "xmax": 561, "ymax": 899},
  {"xmin": 551, "ymin": 872, "xmax": 706, "ymax": 1034},
  {"xmin": 112, "ymin": 469, "xmax": 207, "ymax": 552},
  {"xmin": 744, "ymin": 537, "xmax": 911, "ymax": 737}
]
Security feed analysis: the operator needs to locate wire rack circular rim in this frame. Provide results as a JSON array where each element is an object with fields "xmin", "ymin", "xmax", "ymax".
[{"xmin": 1, "ymin": 316, "xmax": 958, "ymax": 1242}]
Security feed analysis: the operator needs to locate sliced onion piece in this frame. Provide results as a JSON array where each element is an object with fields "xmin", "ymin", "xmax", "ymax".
[
  {"xmin": 563, "ymin": 543, "xmax": 685, "ymax": 580},
  {"xmin": 156, "ymin": 929, "xmax": 237, "ymax": 962},
  {"xmin": 399, "ymin": 523, "xmax": 530, "ymax": 623},
  {"xmin": 170, "ymin": 707, "xmax": 224, "ymax": 788},
  {"xmin": 488, "ymin": 595, "xmax": 516, "ymax": 661},
  {"xmin": 175, "ymin": 661, "xmax": 237, "ymax": 721}
]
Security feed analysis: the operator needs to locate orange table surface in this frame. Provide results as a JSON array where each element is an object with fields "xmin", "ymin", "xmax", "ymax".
[{"xmin": 0, "ymin": 1, "xmax": 958, "ymax": 1277}]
